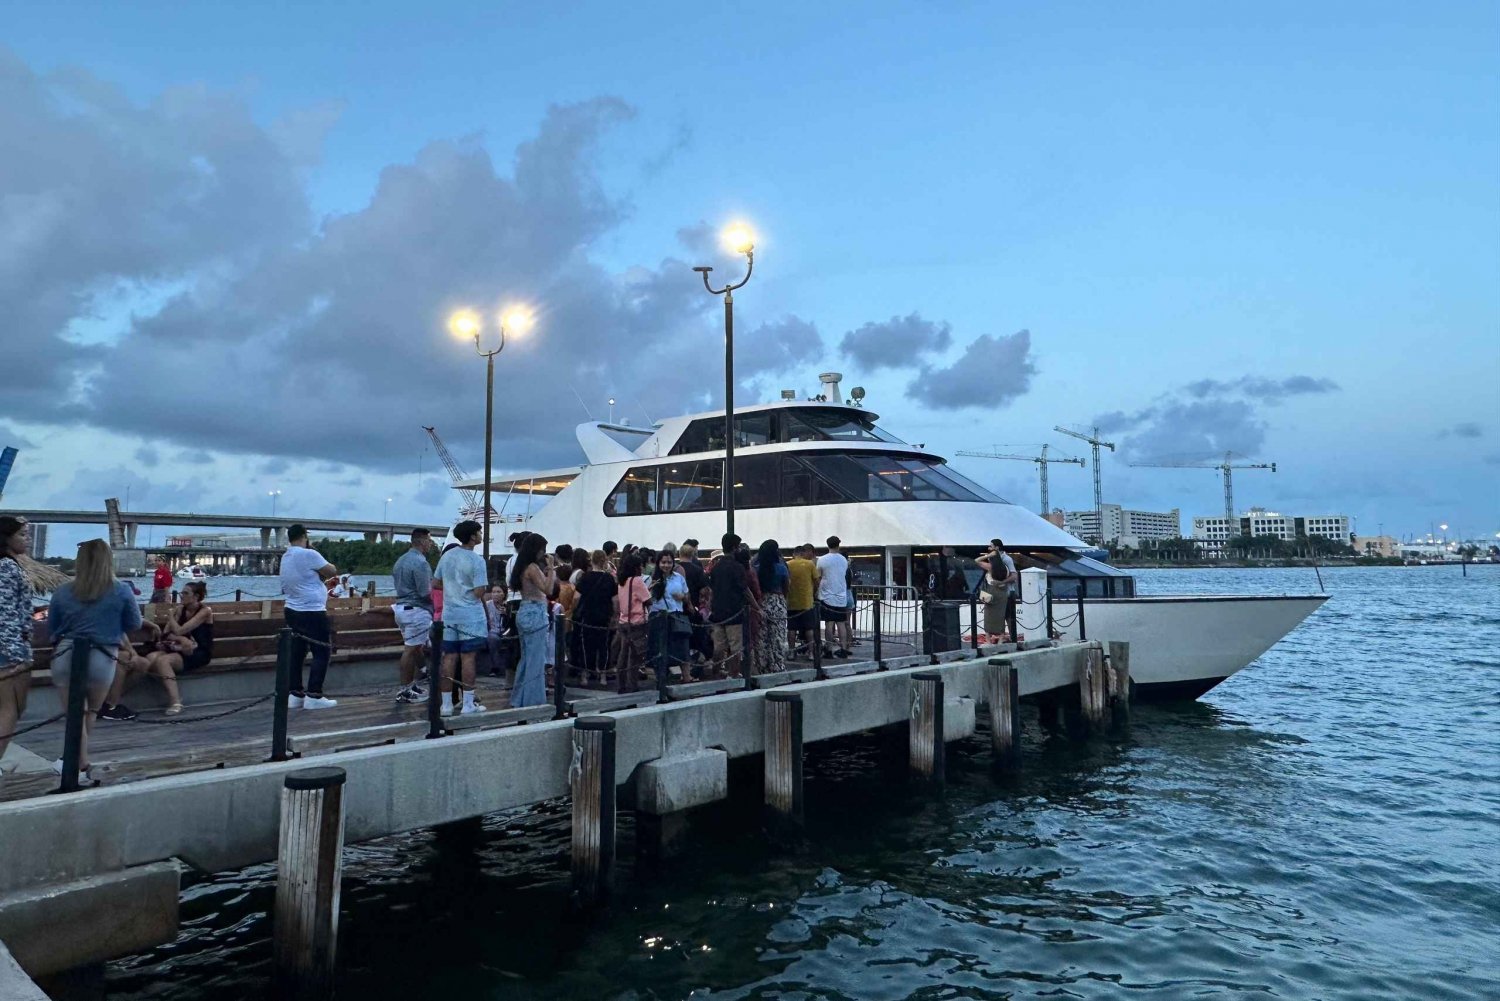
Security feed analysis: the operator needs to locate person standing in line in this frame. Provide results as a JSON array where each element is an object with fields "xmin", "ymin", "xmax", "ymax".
[
  {"xmin": 785, "ymin": 543, "xmax": 818, "ymax": 657},
  {"xmin": 708, "ymin": 533, "xmax": 751, "ymax": 678},
  {"xmin": 149, "ymin": 556, "xmax": 173, "ymax": 605},
  {"xmin": 0, "ymin": 517, "xmax": 34, "ymax": 769},
  {"xmin": 976, "ymin": 537, "xmax": 1018, "ymax": 641},
  {"xmin": 646, "ymin": 549, "xmax": 691, "ymax": 682},
  {"xmin": 279, "ymin": 524, "xmax": 339, "ymax": 709},
  {"xmin": 391, "ymin": 528, "xmax": 434, "ymax": 703},
  {"xmin": 44, "ymin": 539, "xmax": 142, "ymax": 782},
  {"xmin": 816, "ymin": 536, "xmax": 853, "ymax": 658},
  {"xmin": 602, "ymin": 540, "xmax": 619, "ymax": 573},
  {"xmin": 610, "ymin": 552, "xmax": 650, "ymax": 692},
  {"xmin": 753, "ymin": 539, "xmax": 790, "ymax": 674},
  {"xmin": 572, "ymin": 550, "xmax": 617, "ymax": 685},
  {"xmin": 509, "ymin": 533, "xmax": 556, "ymax": 707},
  {"xmin": 434, "ymin": 521, "xmax": 489, "ymax": 716}
]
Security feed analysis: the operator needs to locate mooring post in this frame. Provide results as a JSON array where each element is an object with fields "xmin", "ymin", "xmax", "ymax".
[
  {"xmin": 273, "ymin": 766, "xmax": 346, "ymax": 999},
  {"xmin": 968, "ymin": 590, "xmax": 980, "ymax": 651},
  {"xmin": 235, "ymin": 588, "xmax": 243, "ymax": 602},
  {"xmin": 269, "ymin": 628, "xmax": 292, "ymax": 762},
  {"xmin": 909, "ymin": 671, "xmax": 945, "ymax": 785},
  {"xmin": 425, "ymin": 620, "xmax": 445, "ymax": 740},
  {"xmin": 570, "ymin": 716, "xmax": 616, "ymax": 907},
  {"xmin": 985, "ymin": 659, "xmax": 1021, "ymax": 769},
  {"xmin": 1107, "ymin": 640, "xmax": 1132, "ymax": 728},
  {"xmin": 55, "ymin": 641, "xmax": 91, "ymax": 793},
  {"xmin": 871, "ymin": 592, "xmax": 883, "ymax": 664},
  {"xmin": 764, "ymin": 691, "xmax": 804, "ymax": 825},
  {"xmin": 553, "ymin": 608, "xmax": 568, "ymax": 720}
]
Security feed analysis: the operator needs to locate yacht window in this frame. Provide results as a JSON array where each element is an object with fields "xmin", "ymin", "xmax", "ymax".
[
  {"xmin": 669, "ymin": 418, "xmax": 725, "ymax": 456},
  {"xmin": 735, "ymin": 413, "xmax": 773, "ymax": 447},
  {"xmin": 605, "ymin": 467, "xmax": 659, "ymax": 516},
  {"xmin": 782, "ymin": 409, "xmax": 904, "ymax": 443},
  {"xmin": 781, "ymin": 456, "xmax": 844, "ymax": 506},
  {"xmin": 660, "ymin": 460, "xmax": 722, "ymax": 512},
  {"xmin": 733, "ymin": 454, "xmax": 780, "ymax": 509},
  {"xmin": 897, "ymin": 460, "xmax": 984, "ymax": 502}
]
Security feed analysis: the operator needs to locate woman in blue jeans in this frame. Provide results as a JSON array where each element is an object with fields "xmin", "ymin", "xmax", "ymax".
[
  {"xmin": 646, "ymin": 550, "xmax": 691, "ymax": 683},
  {"xmin": 46, "ymin": 539, "xmax": 142, "ymax": 783},
  {"xmin": 508, "ymin": 533, "xmax": 556, "ymax": 707}
]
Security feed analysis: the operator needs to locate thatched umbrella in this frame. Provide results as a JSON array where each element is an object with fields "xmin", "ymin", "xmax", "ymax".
[{"xmin": 15, "ymin": 554, "xmax": 69, "ymax": 595}]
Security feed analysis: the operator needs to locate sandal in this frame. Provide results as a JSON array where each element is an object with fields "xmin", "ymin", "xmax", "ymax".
[{"xmin": 165, "ymin": 703, "xmax": 184, "ymax": 716}]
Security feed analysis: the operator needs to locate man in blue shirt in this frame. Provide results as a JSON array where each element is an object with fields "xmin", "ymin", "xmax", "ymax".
[{"xmin": 391, "ymin": 528, "xmax": 434, "ymax": 703}]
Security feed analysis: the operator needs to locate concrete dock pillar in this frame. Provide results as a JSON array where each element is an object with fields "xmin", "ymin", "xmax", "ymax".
[
  {"xmin": 273, "ymin": 766, "xmax": 346, "ymax": 998},
  {"xmin": 570, "ymin": 717, "xmax": 616, "ymax": 906},
  {"xmin": 1108, "ymin": 641, "xmax": 1132, "ymax": 728},
  {"xmin": 764, "ymin": 691, "xmax": 804, "ymax": 825},
  {"xmin": 985, "ymin": 659, "xmax": 1021, "ymax": 768},
  {"xmin": 909, "ymin": 671, "xmax": 945, "ymax": 785}
]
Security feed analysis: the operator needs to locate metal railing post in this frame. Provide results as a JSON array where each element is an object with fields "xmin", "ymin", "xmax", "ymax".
[
  {"xmin": 56, "ymin": 641, "xmax": 91, "ymax": 793},
  {"xmin": 871, "ymin": 593, "xmax": 883, "ymax": 665},
  {"xmin": 811, "ymin": 609, "xmax": 824, "ymax": 678},
  {"xmin": 268, "ymin": 628, "xmax": 292, "ymax": 762},
  {"xmin": 1076, "ymin": 589, "xmax": 1087, "ymax": 641},
  {"xmin": 426, "ymin": 621, "xmax": 445, "ymax": 739},
  {"xmin": 968, "ymin": 590, "xmax": 980, "ymax": 651},
  {"xmin": 553, "ymin": 608, "xmax": 568, "ymax": 720},
  {"xmin": 1046, "ymin": 592, "xmax": 1055, "ymax": 640}
]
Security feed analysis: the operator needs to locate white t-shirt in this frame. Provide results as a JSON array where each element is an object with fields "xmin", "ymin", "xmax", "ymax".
[
  {"xmin": 815, "ymin": 551, "xmax": 849, "ymax": 606},
  {"xmin": 435, "ymin": 547, "xmax": 488, "ymax": 642},
  {"xmin": 280, "ymin": 545, "xmax": 331, "ymax": 612}
]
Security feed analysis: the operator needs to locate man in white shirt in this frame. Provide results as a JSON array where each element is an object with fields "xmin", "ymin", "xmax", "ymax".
[
  {"xmin": 433, "ymin": 520, "xmax": 489, "ymax": 716},
  {"xmin": 815, "ymin": 535, "xmax": 854, "ymax": 658},
  {"xmin": 279, "ymin": 524, "xmax": 339, "ymax": 709}
]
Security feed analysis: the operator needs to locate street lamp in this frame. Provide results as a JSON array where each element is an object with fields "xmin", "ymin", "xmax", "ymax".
[
  {"xmin": 384, "ymin": 497, "xmax": 393, "ymax": 522},
  {"xmin": 608, "ymin": 397, "xmax": 616, "ymax": 424},
  {"xmin": 693, "ymin": 222, "xmax": 755, "ymax": 537},
  {"xmin": 268, "ymin": 490, "xmax": 281, "ymax": 517},
  {"xmin": 448, "ymin": 304, "xmax": 534, "ymax": 568}
]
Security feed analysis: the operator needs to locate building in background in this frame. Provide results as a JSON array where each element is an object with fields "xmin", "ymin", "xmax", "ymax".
[
  {"xmin": 1352, "ymin": 535, "xmax": 1400, "ymax": 558},
  {"xmin": 27, "ymin": 523, "xmax": 47, "ymax": 560},
  {"xmin": 1063, "ymin": 504, "xmax": 1181, "ymax": 547},
  {"xmin": 1192, "ymin": 508, "xmax": 1351, "ymax": 553}
]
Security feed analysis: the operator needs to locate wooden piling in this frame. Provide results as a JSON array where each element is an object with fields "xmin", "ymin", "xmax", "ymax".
[
  {"xmin": 1079, "ymin": 644, "xmax": 1108, "ymax": 732},
  {"xmin": 273, "ymin": 766, "xmax": 346, "ymax": 998},
  {"xmin": 909, "ymin": 671, "xmax": 945, "ymax": 785},
  {"xmin": 1107, "ymin": 640, "xmax": 1132, "ymax": 727},
  {"xmin": 985, "ymin": 659, "xmax": 1021, "ymax": 768},
  {"xmin": 570, "ymin": 716, "xmax": 616, "ymax": 906},
  {"xmin": 764, "ymin": 691, "xmax": 804, "ymax": 825}
]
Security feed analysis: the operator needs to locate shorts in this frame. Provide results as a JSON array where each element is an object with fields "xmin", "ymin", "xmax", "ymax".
[
  {"xmin": 788, "ymin": 607, "xmax": 817, "ymax": 631},
  {"xmin": 442, "ymin": 637, "xmax": 487, "ymax": 654},
  {"xmin": 394, "ymin": 604, "xmax": 434, "ymax": 647},
  {"xmin": 50, "ymin": 640, "xmax": 118, "ymax": 692},
  {"xmin": 181, "ymin": 648, "xmax": 213, "ymax": 673},
  {"xmin": 709, "ymin": 622, "xmax": 745, "ymax": 658},
  {"xmin": 818, "ymin": 601, "xmax": 849, "ymax": 623}
]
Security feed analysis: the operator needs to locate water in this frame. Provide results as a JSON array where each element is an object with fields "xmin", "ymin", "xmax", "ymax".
[{"xmin": 105, "ymin": 566, "xmax": 1500, "ymax": 999}]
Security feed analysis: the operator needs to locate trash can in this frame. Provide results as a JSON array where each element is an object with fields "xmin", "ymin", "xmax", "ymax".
[{"xmin": 922, "ymin": 601, "xmax": 961, "ymax": 655}]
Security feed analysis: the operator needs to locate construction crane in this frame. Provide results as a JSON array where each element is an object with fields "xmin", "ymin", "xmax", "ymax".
[
  {"xmin": 1129, "ymin": 451, "xmax": 1276, "ymax": 524},
  {"xmin": 1054, "ymin": 425, "xmax": 1115, "ymax": 542},
  {"xmin": 421, "ymin": 426, "xmax": 486, "ymax": 521},
  {"xmin": 956, "ymin": 444, "xmax": 1084, "ymax": 514}
]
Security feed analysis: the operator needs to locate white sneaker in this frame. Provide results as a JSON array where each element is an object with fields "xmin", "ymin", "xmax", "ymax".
[
  {"xmin": 302, "ymin": 695, "xmax": 338, "ymax": 710},
  {"xmin": 287, "ymin": 694, "xmax": 305, "ymax": 709},
  {"xmin": 460, "ymin": 701, "xmax": 486, "ymax": 714},
  {"xmin": 439, "ymin": 701, "xmax": 455, "ymax": 717}
]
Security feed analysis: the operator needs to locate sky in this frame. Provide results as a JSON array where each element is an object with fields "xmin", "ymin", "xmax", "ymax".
[{"xmin": 1, "ymin": 0, "xmax": 1496, "ymax": 552}]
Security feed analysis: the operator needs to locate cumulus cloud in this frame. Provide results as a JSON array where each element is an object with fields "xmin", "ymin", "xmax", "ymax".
[
  {"xmin": 839, "ymin": 313, "xmax": 952, "ymax": 372},
  {"xmin": 133, "ymin": 446, "xmax": 160, "ymax": 467},
  {"xmin": 904, "ymin": 329, "xmax": 1036, "ymax": 410},
  {"xmin": 1099, "ymin": 372, "xmax": 1340, "ymax": 461},
  {"xmin": 1438, "ymin": 422, "xmax": 1483, "ymax": 439}
]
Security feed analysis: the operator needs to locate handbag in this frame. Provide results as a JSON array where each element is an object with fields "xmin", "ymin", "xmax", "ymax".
[{"xmin": 668, "ymin": 612, "xmax": 692, "ymax": 637}]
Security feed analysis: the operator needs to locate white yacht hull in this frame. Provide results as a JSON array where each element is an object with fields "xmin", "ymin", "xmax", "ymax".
[{"xmin": 1049, "ymin": 594, "xmax": 1328, "ymax": 698}]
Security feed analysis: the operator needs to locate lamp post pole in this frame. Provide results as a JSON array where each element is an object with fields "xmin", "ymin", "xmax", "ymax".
[
  {"xmin": 695, "ymin": 227, "xmax": 755, "ymax": 539},
  {"xmin": 477, "ymin": 337, "xmax": 502, "ymax": 570}
]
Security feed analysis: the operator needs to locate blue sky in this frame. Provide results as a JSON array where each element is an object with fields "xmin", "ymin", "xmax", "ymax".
[{"xmin": 1, "ymin": 1, "xmax": 1496, "ymax": 548}]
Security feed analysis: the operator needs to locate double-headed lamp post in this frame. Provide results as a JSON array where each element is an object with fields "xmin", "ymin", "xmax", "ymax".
[
  {"xmin": 448, "ymin": 305, "xmax": 535, "ymax": 568},
  {"xmin": 694, "ymin": 223, "xmax": 755, "ymax": 537},
  {"xmin": 268, "ymin": 490, "xmax": 281, "ymax": 518}
]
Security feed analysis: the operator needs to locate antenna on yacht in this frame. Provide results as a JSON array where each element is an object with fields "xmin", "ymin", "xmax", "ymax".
[
  {"xmin": 819, "ymin": 371, "xmax": 843, "ymax": 403},
  {"xmin": 569, "ymin": 385, "xmax": 596, "ymax": 421}
]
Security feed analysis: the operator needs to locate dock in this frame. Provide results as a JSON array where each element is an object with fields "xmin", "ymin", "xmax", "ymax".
[{"xmin": 0, "ymin": 637, "xmax": 1128, "ymax": 993}]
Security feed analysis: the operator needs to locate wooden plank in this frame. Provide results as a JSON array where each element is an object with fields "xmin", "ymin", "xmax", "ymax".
[
  {"xmin": 568, "ymin": 691, "xmax": 659, "ymax": 714},
  {"xmin": 751, "ymin": 669, "xmax": 818, "ymax": 689},
  {"xmin": 664, "ymin": 678, "xmax": 744, "ymax": 701},
  {"xmin": 286, "ymin": 721, "xmax": 427, "ymax": 756},
  {"xmin": 444, "ymin": 705, "xmax": 556, "ymax": 731},
  {"xmin": 820, "ymin": 660, "xmax": 881, "ymax": 679}
]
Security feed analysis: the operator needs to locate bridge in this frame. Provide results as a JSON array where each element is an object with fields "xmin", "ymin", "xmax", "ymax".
[{"xmin": 0, "ymin": 498, "xmax": 451, "ymax": 549}]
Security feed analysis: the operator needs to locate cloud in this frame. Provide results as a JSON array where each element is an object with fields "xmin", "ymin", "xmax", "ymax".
[
  {"xmin": 1183, "ymin": 375, "xmax": 1340, "ymax": 401},
  {"xmin": 1438, "ymin": 422, "xmax": 1483, "ymax": 439},
  {"xmin": 260, "ymin": 457, "xmax": 292, "ymax": 475},
  {"xmin": 904, "ymin": 329, "xmax": 1036, "ymax": 411},
  {"xmin": 738, "ymin": 316, "xmax": 824, "ymax": 380},
  {"xmin": 1099, "ymin": 372, "xmax": 1340, "ymax": 462},
  {"xmin": 839, "ymin": 313, "xmax": 952, "ymax": 372},
  {"xmin": 173, "ymin": 450, "xmax": 214, "ymax": 465},
  {"xmin": 133, "ymin": 446, "xmax": 160, "ymax": 467}
]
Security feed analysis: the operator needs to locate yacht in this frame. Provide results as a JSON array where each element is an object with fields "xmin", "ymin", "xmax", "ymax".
[
  {"xmin": 465, "ymin": 375, "xmax": 1326, "ymax": 700},
  {"xmin": 176, "ymin": 564, "xmax": 209, "ymax": 582}
]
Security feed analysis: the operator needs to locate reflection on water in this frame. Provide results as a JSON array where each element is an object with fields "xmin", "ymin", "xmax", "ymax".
[{"xmin": 106, "ymin": 566, "xmax": 1500, "ymax": 999}]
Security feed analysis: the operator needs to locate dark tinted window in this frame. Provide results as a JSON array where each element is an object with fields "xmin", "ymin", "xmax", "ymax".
[
  {"xmin": 606, "ymin": 467, "xmax": 658, "ymax": 516},
  {"xmin": 735, "ymin": 413, "xmax": 773, "ymax": 447},
  {"xmin": 783, "ymin": 409, "xmax": 904, "ymax": 443},
  {"xmin": 733, "ymin": 454, "xmax": 780, "ymax": 508},
  {"xmin": 781, "ymin": 456, "xmax": 844, "ymax": 506},
  {"xmin": 670, "ymin": 418, "xmax": 724, "ymax": 456},
  {"xmin": 660, "ymin": 460, "xmax": 722, "ymax": 512}
]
